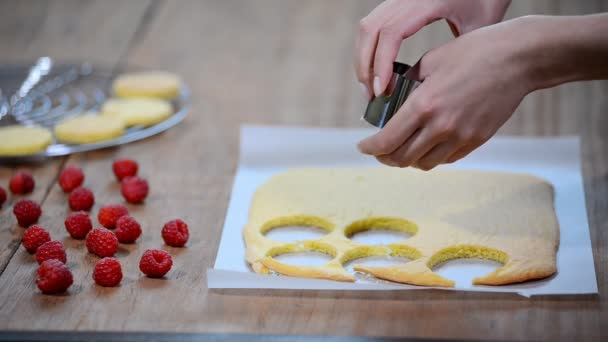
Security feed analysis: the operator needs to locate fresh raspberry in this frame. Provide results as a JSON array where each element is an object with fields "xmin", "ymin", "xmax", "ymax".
[
  {"xmin": 97, "ymin": 204, "xmax": 128, "ymax": 229},
  {"xmin": 36, "ymin": 259, "xmax": 73, "ymax": 294},
  {"xmin": 120, "ymin": 176, "xmax": 149, "ymax": 204},
  {"xmin": 0, "ymin": 186, "xmax": 6, "ymax": 208},
  {"xmin": 13, "ymin": 199, "xmax": 42, "ymax": 227},
  {"xmin": 68, "ymin": 187, "xmax": 95, "ymax": 211},
  {"xmin": 86, "ymin": 228, "xmax": 118, "ymax": 257},
  {"xmin": 35, "ymin": 241, "xmax": 67, "ymax": 265},
  {"xmin": 9, "ymin": 171, "xmax": 35, "ymax": 194},
  {"xmin": 22, "ymin": 225, "xmax": 51, "ymax": 253},
  {"xmin": 64, "ymin": 211, "xmax": 92, "ymax": 239},
  {"xmin": 139, "ymin": 249, "xmax": 173, "ymax": 278},
  {"xmin": 59, "ymin": 166, "xmax": 85, "ymax": 193},
  {"xmin": 161, "ymin": 219, "xmax": 189, "ymax": 247},
  {"xmin": 115, "ymin": 215, "xmax": 141, "ymax": 243},
  {"xmin": 93, "ymin": 257, "xmax": 122, "ymax": 287},
  {"xmin": 112, "ymin": 159, "xmax": 138, "ymax": 181}
]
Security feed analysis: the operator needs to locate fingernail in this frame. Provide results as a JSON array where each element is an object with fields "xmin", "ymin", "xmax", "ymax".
[
  {"xmin": 373, "ymin": 76, "xmax": 382, "ymax": 97},
  {"xmin": 358, "ymin": 82, "xmax": 370, "ymax": 100}
]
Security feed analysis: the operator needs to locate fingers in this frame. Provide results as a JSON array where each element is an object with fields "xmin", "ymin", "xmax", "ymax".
[
  {"xmin": 376, "ymin": 155, "xmax": 397, "ymax": 167},
  {"xmin": 445, "ymin": 127, "xmax": 495, "ymax": 163},
  {"xmin": 372, "ymin": 30, "xmax": 402, "ymax": 96},
  {"xmin": 445, "ymin": 144, "xmax": 480, "ymax": 164},
  {"xmin": 355, "ymin": 20, "xmax": 379, "ymax": 100},
  {"xmin": 415, "ymin": 141, "xmax": 462, "ymax": 170},
  {"xmin": 372, "ymin": 15, "xmax": 439, "ymax": 96},
  {"xmin": 355, "ymin": 0, "xmax": 444, "ymax": 98},
  {"xmin": 357, "ymin": 98, "xmax": 421, "ymax": 156},
  {"xmin": 355, "ymin": 2, "xmax": 393, "ymax": 99},
  {"xmin": 375, "ymin": 128, "xmax": 422, "ymax": 167},
  {"xmin": 381, "ymin": 127, "xmax": 443, "ymax": 168}
]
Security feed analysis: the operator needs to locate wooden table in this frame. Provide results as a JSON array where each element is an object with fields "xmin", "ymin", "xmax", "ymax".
[{"xmin": 0, "ymin": 1, "xmax": 606, "ymax": 341}]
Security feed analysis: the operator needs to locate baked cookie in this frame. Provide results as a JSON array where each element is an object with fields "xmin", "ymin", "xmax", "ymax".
[
  {"xmin": 0, "ymin": 125, "xmax": 52, "ymax": 156},
  {"xmin": 112, "ymin": 71, "xmax": 182, "ymax": 99},
  {"xmin": 101, "ymin": 97, "xmax": 172, "ymax": 127},
  {"xmin": 244, "ymin": 167, "xmax": 559, "ymax": 287},
  {"xmin": 54, "ymin": 113, "xmax": 125, "ymax": 144}
]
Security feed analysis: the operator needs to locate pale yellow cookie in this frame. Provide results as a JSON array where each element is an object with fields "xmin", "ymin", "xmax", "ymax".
[
  {"xmin": 54, "ymin": 113, "xmax": 125, "ymax": 144},
  {"xmin": 0, "ymin": 125, "xmax": 52, "ymax": 156},
  {"xmin": 112, "ymin": 71, "xmax": 182, "ymax": 99},
  {"xmin": 101, "ymin": 97, "xmax": 172, "ymax": 127},
  {"xmin": 244, "ymin": 168, "xmax": 559, "ymax": 287}
]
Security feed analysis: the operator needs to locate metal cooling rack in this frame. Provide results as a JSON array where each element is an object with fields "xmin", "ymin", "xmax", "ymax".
[{"xmin": 0, "ymin": 58, "xmax": 190, "ymax": 164}]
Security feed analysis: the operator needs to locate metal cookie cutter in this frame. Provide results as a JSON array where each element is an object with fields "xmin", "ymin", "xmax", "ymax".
[{"xmin": 362, "ymin": 61, "xmax": 421, "ymax": 128}]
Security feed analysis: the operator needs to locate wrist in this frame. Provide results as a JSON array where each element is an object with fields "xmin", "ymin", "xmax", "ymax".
[
  {"xmin": 514, "ymin": 14, "xmax": 608, "ymax": 92},
  {"xmin": 516, "ymin": 15, "xmax": 575, "ymax": 91}
]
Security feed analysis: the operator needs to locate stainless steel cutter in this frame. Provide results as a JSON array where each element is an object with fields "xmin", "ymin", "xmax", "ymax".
[{"xmin": 362, "ymin": 62, "xmax": 420, "ymax": 128}]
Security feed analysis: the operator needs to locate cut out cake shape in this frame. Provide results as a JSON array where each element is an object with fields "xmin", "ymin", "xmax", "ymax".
[{"xmin": 243, "ymin": 167, "xmax": 559, "ymax": 287}]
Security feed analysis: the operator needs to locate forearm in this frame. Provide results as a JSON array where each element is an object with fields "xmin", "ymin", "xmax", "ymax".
[{"xmin": 519, "ymin": 14, "xmax": 608, "ymax": 91}]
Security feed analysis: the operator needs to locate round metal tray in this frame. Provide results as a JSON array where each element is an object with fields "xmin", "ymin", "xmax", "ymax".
[{"xmin": 0, "ymin": 63, "xmax": 190, "ymax": 164}]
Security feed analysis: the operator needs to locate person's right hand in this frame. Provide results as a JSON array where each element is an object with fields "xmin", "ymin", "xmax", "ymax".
[
  {"xmin": 357, "ymin": 16, "xmax": 539, "ymax": 170},
  {"xmin": 355, "ymin": 0, "xmax": 511, "ymax": 99}
]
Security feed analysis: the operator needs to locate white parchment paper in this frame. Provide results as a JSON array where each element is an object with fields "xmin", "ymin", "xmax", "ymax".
[{"xmin": 208, "ymin": 125, "xmax": 598, "ymax": 297}]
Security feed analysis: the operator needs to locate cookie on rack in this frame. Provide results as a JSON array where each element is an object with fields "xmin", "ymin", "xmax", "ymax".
[
  {"xmin": 101, "ymin": 97, "xmax": 172, "ymax": 127},
  {"xmin": 0, "ymin": 125, "xmax": 53, "ymax": 156},
  {"xmin": 112, "ymin": 71, "xmax": 182, "ymax": 99},
  {"xmin": 54, "ymin": 113, "xmax": 125, "ymax": 144}
]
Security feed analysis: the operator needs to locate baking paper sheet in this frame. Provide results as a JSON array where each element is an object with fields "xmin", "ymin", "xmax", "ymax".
[{"xmin": 208, "ymin": 125, "xmax": 598, "ymax": 297}]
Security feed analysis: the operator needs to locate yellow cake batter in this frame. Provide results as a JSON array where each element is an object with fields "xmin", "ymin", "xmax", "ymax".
[{"xmin": 243, "ymin": 167, "xmax": 559, "ymax": 287}]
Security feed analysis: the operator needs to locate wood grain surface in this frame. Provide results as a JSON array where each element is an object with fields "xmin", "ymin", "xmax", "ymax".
[{"xmin": 0, "ymin": 1, "xmax": 606, "ymax": 341}]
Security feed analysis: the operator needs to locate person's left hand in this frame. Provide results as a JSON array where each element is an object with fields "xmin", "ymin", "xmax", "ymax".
[{"xmin": 358, "ymin": 17, "xmax": 538, "ymax": 170}]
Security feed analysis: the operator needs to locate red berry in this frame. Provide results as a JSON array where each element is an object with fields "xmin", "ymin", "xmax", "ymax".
[
  {"xmin": 36, "ymin": 259, "xmax": 73, "ymax": 294},
  {"xmin": 64, "ymin": 211, "xmax": 92, "ymax": 239},
  {"xmin": 68, "ymin": 187, "xmax": 95, "ymax": 211},
  {"xmin": 86, "ymin": 228, "xmax": 118, "ymax": 257},
  {"xmin": 93, "ymin": 257, "xmax": 122, "ymax": 287},
  {"xmin": 13, "ymin": 199, "xmax": 42, "ymax": 227},
  {"xmin": 97, "ymin": 204, "xmax": 128, "ymax": 229},
  {"xmin": 161, "ymin": 219, "xmax": 189, "ymax": 247},
  {"xmin": 139, "ymin": 249, "xmax": 173, "ymax": 278},
  {"xmin": 121, "ymin": 176, "xmax": 149, "ymax": 204},
  {"xmin": 115, "ymin": 215, "xmax": 141, "ymax": 243},
  {"xmin": 35, "ymin": 241, "xmax": 67, "ymax": 265},
  {"xmin": 22, "ymin": 225, "xmax": 51, "ymax": 253},
  {"xmin": 0, "ymin": 186, "xmax": 6, "ymax": 208},
  {"xmin": 112, "ymin": 159, "xmax": 138, "ymax": 181},
  {"xmin": 59, "ymin": 166, "xmax": 84, "ymax": 193},
  {"xmin": 9, "ymin": 171, "xmax": 35, "ymax": 194}
]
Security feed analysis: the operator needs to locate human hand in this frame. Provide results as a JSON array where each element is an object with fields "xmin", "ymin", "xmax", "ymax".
[
  {"xmin": 357, "ymin": 17, "xmax": 536, "ymax": 170},
  {"xmin": 355, "ymin": 0, "xmax": 511, "ymax": 99}
]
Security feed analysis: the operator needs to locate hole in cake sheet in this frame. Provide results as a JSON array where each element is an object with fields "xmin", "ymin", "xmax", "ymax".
[
  {"xmin": 260, "ymin": 215, "xmax": 334, "ymax": 242},
  {"xmin": 427, "ymin": 245, "xmax": 508, "ymax": 286},
  {"xmin": 344, "ymin": 217, "xmax": 418, "ymax": 243},
  {"xmin": 272, "ymin": 251, "xmax": 333, "ymax": 267},
  {"xmin": 264, "ymin": 225, "xmax": 328, "ymax": 242},
  {"xmin": 432, "ymin": 258, "xmax": 503, "ymax": 287},
  {"xmin": 349, "ymin": 229, "xmax": 411, "ymax": 244}
]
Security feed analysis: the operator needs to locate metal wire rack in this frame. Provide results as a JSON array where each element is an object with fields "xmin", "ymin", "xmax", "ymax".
[{"xmin": 0, "ymin": 58, "xmax": 190, "ymax": 164}]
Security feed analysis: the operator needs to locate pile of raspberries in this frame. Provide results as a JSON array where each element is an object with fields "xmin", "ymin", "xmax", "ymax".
[{"xmin": 1, "ymin": 159, "xmax": 189, "ymax": 295}]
